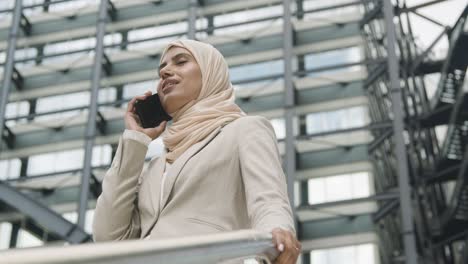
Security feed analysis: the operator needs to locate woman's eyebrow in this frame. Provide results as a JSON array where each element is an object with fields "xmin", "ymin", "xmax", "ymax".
[{"xmin": 159, "ymin": 53, "xmax": 191, "ymax": 72}]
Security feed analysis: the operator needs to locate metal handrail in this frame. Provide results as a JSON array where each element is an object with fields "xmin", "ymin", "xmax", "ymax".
[{"xmin": 0, "ymin": 229, "xmax": 278, "ymax": 264}]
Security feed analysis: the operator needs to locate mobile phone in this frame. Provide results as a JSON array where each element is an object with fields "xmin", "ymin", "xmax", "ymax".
[{"xmin": 134, "ymin": 93, "xmax": 172, "ymax": 128}]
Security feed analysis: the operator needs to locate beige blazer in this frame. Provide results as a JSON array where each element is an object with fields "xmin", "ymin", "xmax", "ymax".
[{"xmin": 93, "ymin": 115, "xmax": 295, "ymax": 242}]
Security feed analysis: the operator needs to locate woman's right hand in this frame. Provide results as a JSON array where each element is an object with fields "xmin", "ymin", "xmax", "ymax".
[{"xmin": 125, "ymin": 90, "xmax": 167, "ymax": 140}]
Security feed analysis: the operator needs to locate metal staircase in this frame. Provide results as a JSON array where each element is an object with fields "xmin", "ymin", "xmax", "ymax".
[
  {"xmin": 430, "ymin": 8, "xmax": 468, "ymax": 112},
  {"xmin": 361, "ymin": 0, "xmax": 468, "ymax": 263},
  {"xmin": 415, "ymin": 6, "xmax": 468, "ymax": 264},
  {"xmin": 429, "ymin": 6, "xmax": 468, "ymax": 242}
]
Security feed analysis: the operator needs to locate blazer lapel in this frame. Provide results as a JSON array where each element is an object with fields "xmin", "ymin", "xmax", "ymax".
[
  {"xmin": 141, "ymin": 152, "xmax": 166, "ymax": 238},
  {"xmin": 147, "ymin": 152, "xmax": 166, "ymax": 215},
  {"xmin": 159, "ymin": 126, "xmax": 223, "ymax": 211}
]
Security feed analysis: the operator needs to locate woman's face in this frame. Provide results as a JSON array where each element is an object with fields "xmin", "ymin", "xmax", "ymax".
[{"xmin": 157, "ymin": 47, "xmax": 202, "ymax": 114}]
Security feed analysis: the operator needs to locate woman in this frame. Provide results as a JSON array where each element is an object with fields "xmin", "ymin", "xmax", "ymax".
[{"xmin": 93, "ymin": 39, "xmax": 301, "ymax": 264}]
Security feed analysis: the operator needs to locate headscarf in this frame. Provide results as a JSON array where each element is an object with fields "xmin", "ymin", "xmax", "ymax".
[{"xmin": 160, "ymin": 39, "xmax": 246, "ymax": 163}]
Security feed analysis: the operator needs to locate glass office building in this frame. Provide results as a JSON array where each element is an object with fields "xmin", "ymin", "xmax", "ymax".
[{"xmin": 0, "ymin": 0, "xmax": 466, "ymax": 263}]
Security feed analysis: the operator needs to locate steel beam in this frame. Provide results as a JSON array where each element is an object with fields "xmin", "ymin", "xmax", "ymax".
[
  {"xmin": 0, "ymin": 8, "xmax": 362, "ymax": 68},
  {"xmin": 298, "ymin": 191, "xmax": 400, "ymax": 211},
  {"xmin": 2, "ymin": 23, "xmax": 361, "ymax": 105},
  {"xmin": 0, "ymin": 0, "xmax": 278, "ymax": 46},
  {"xmin": 188, "ymin": 0, "xmax": 198, "ymax": 39},
  {"xmin": 373, "ymin": 199, "xmax": 400, "ymax": 223},
  {"xmin": 0, "ymin": 181, "xmax": 91, "ymax": 244},
  {"xmin": 0, "ymin": 230, "xmax": 278, "ymax": 264},
  {"xmin": 382, "ymin": 0, "xmax": 419, "ymax": 263},
  {"xmin": 282, "ymin": 0, "xmax": 297, "ymax": 225},
  {"xmin": 0, "ymin": 0, "xmax": 22, "ymax": 154},
  {"xmin": 77, "ymin": 0, "xmax": 109, "ymax": 229}
]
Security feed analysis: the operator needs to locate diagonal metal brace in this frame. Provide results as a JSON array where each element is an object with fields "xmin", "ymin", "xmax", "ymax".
[
  {"xmin": 359, "ymin": 0, "xmax": 383, "ymax": 28},
  {"xmin": 96, "ymin": 110, "xmax": 107, "ymax": 134},
  {"xmin": 102, "ymin": 53, "xmax": 112, "ymax": 76},
  {"xmin": 20, "ymin": 13, "xmax": 31, "ymax": 36},
  {"xmin": 0, "ymin": 181, "xmax": 91, "ymax": 244},
  {"xmin": 12, "ymin": 67, "xmax": 23, "ymax": 90},
  {"xmin": 107, "ymin": 0, "xmax": 117, "ymax": 21}
]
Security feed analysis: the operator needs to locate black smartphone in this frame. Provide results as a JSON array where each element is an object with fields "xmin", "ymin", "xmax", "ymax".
[{"xmin": 134, "ymin": 93, "xmax": 172, "ymax": 128}]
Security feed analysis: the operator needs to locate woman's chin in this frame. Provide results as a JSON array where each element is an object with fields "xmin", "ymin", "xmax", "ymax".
[{"xmin": 163, "ymin": 103, "xmax": 179, "ymax": 116}]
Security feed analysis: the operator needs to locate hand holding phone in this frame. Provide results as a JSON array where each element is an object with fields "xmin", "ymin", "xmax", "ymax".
[
  {"xmin": 125, "ymin": 91, "xmax": 171, "ymax": 140},
  {"xmin": 134, "ymin": 93, "xmax": 172, "ymax": 128}
]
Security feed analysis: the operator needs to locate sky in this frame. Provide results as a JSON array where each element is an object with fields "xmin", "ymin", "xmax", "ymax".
[{"xmin": 406, "ymin": 0, "xmax": 467, "ymax": 57}]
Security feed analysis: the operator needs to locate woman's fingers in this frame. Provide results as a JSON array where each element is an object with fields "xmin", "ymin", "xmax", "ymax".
[
  {"xmin": 151, "ymin": 120, "xmax": 167, "ymax": 133},
  {"xmin": 272, "ymin": 229, "xmax": 284, "ymax": 252},
  {"xmin": 126, "ymin": 91, "xmax": 153, "ymax": 113},
  {"xmin": 271, "ymin": 228, "xmax": 301, "ymax": 264},
  {"xmin": 126, "ymin": 97, "xmax": 137, "ymax": 113},
  {"xmin": 143, "ymin": 120, "xmax": 167, "ymax": 139},
  {"xmin": 125, "ymin": 91, "xmax": 156, "ymax": 133}
]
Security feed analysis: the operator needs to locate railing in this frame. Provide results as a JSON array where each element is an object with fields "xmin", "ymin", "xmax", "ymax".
[{"xmin": 0, "ymin": 230, "xmax": 278, "ymax": 264}]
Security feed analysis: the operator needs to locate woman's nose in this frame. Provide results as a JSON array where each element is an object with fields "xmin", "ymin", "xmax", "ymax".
[{"xmin": 160, "ymin": 67, "xmax": 174, "ymax": 79}]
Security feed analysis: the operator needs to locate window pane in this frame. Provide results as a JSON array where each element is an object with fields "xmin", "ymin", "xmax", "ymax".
[
  {"xmin": 128, "ymin": 22, "xmax": 187, "ymax": 42},
  {"xmin": 48, "ymin": 0, "xmax": 96, "ymax": 13},
  {"xmin": 37, "ymin": 92, "xmax": 90, "ymax": 112},
  {"xmin": 306, "ymin": 106, "xmax": 368, "ymax": 135},
  {"xmin": 123, "ymin": 80, "xmax": 155, "ymax": 99},
  {"xmin": 230, "ymin": 60, "xmax": 283, "ymax": 83},
  {"xmin": 0, "ymin": 222, "xmax": 12, "ymax": 250},
  {"xmin": 310, "ymin": 243, "xmax": 377, "ymax": 264},
  {"xmin": 214, "ymin": 6, "xmax": 282, "ymax": 27},
  {"xmin": 269, "ymin": 118, "xmax": 299, "ymax": 140},
  {"xmin": 16, "ymin": 229, "xmax": 43, "ymax": 248},
  {"xmin": 308, "ymin": 178, "xmax": 326, "ymax": 204},
  {"xmin": 351, "ymin": 172, "xmax": 371, "ymax": 198},
  {"xmin": 92, "ymin": 145, "xmax": 112, "ymax": 167},
  {"xmin": 325, "ymin": 175, "xmax": 352, "ymax": 202},
  {"xmin": 294, "ymin": 181, "xmax": 300, "ymax": 207},
  {"xmin": 62, "ymin": 209, "xmax": 93, "ymax": 233},
  {"xmin": 328, "ymin": 245, "xmax": 355, "ymax": 263},
  {"xmin": 0, "ymin": 159, "xmax": 21, "ymax": 180},
  {"xmin": 5, "ymin": 101, "xmax": 29, "ymax": 126},
  {"xmin": 308, "ymin": 172, "xmax": 371, "ymax": 204},
  {"xmin": 28, "ymin": 149, "xmax": 84, "ymax": 175},
  {"xmin": 85, "ymin": 210, "xmax": 94, "ymax": 234},
  {"xmin": 270, "ymin": 118, "xmax": 286, "ymax": 139}
]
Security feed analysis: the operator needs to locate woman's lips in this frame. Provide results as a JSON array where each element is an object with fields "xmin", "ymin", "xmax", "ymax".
[{"xmin": 163, "ymin": 83, "xmax": 176, "ymax": 94}]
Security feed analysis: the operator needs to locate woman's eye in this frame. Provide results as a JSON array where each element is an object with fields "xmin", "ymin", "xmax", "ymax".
[{"xmin": 177, "ymin": 61, "xmax": 187, "ymax": 65}]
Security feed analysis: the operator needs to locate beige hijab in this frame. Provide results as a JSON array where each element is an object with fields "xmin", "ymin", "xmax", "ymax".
[{"xmin": 160, "ymin": 39, "xmax": 246, "ymax": 163}]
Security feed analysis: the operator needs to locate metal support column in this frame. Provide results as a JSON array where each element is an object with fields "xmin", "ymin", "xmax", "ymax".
[
  {"xmin": 188, "ymin": 0, "xmax": 198, "ymax": 39},
  {"xmin": 382, "ymin": 0, "xmax": 418, "ymax": 263},
  {"xmin": 9, "ymin": 223, "xmax": 19, "ymax": 248},
  {"xmin": 301, "ymin": 251, "xmax": 311, "ymax": 264},
  {"xmin": 35, "ymin": 45, "xmax": 44, "ymax": 65},
  {"xmin": 27, "ymin": 99, "xmax": 36, "ymax": 121},
  {"xmin": 120, "ymin": 31, "xmax": 128, "ymax": 50},
  {"xmin": 296, "ymin": 0, "xmax": 304, "ymax": 20},
  {"xmin": 282, "ymin": 0, "xmax": 297, "ymax": 224},
  {"xmin": 206, "ymin": 15, "xmax": 214, "ymax": 35},
  {"xmin": 43, "ymin": 0, "xmax": 51, "ymax": 12},
  {"xmin": 77, "ymin": 0, "xmax": 109, "ymax": 228},
  {"xmin": 298, "ymin": 114, "xmax": 308, "ymax": 207},
  {"xmin": 0, "ymin": 0, "xmax": 22, "ymax": 152},
  {"xmin": 19, "ymin": 157, "xmax": 28, "ymax": 177}
]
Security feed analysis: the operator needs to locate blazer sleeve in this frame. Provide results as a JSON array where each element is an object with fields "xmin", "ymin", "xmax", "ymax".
[
  {"xmin": 238, "ymin": 116, "xmax": 296, "ymax": 234},
  {"xmin": 92, "ymin": 129, "xmax": 152, "ymax": 241}
]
